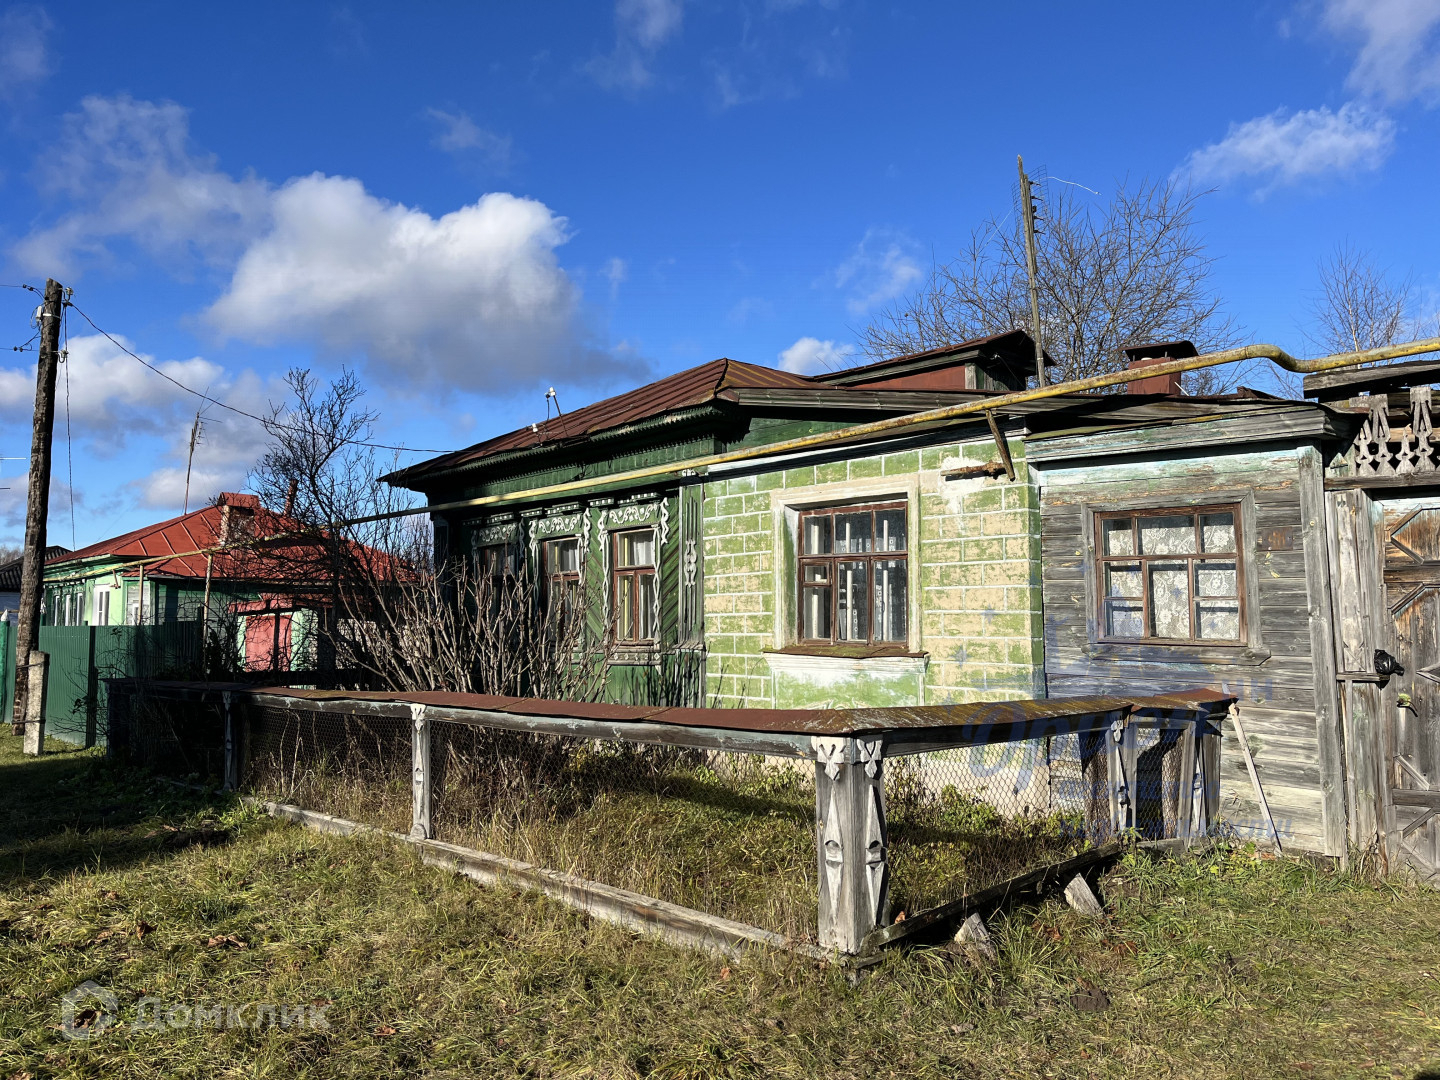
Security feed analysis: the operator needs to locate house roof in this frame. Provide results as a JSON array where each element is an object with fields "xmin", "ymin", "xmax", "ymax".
[
  {"xmin": 0, "ymin": 546, "xmax": 71, "ymax": 591},
  {"xmin": 809, "ymin": 330, "xmax": 1055, "ymax": 387},
  {"xmin": 390, "ymin": 358, "xmax": 817, "ymax": 485}
]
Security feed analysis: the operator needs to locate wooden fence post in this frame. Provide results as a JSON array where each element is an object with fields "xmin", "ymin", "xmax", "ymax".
[
  {"xmin": 813, "ymin": 735, "xmax": 887, "ymax": 954},
  {"xmin": 21, "ymin": 650, "xmax": 47, "ymax": 756},
  {"xmin": 410, "ymin": 703, "xmax": 431, "ymax": 840},
  {"xmin": 222, "ymin": 691, "xmax": 236, "ymax": 791}
]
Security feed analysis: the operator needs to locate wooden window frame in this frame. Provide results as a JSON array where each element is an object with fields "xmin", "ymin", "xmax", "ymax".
[
  {"xmin": 796, "ymin": 500, "xmax": 909, "ymax": 647},
  {"xmin": 543, "ymin": 536, "xmax": 581, "ymax": 611},
  {"xmin": 1094, "ymin": 503, "xmax": 1245, "ymax": 646},
  {"xmin": 612, "ymin": 527, "xmax": 657, "ymax": 645}
]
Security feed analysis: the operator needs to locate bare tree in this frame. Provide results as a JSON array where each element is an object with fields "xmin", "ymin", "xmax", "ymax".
[
  {"xmin": 1310, "ymin": 244, "xmax": 1427, "ymax": 358},
  {"xmin": 248, "ymin": 368, "xmax": 606, "ymax": 699},
  {"xmin": 858, "ymin": 178, "xmax": 1244, "ymax": 394}
]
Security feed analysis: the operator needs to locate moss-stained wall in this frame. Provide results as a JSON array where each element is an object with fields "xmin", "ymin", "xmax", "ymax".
[{"xmin": 702, "ymin": 435, "xmax": 1044, "ymax": 709}]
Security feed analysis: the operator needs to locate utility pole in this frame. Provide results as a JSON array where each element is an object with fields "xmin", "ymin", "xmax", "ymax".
[
  {"xmin": 13, "ymin": 278, "xmax": 63, "ymax": 749},
  {"xmin": 1018, "ymin": 156, "xmax": 1046, "ymax": 387}
]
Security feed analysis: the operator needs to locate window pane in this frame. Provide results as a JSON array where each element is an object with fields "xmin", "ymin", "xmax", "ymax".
[
  {"xmin": 835, "ymin": 561, "xmax": 869, "ymax": 640},
  {"xmin": 1101, "ymin": 518, "xmax": 1134, "ymax": 556},
  {"xmin": 1195, "ymin": 559, "xmax": 1236, "ymax": 597},
  {"xmin": 873, "ymin": 558, "xmax": 907, "ymax": 642},
  {"xmin": 1139, "ymin": 515, "xmax": 1196, "ymax": 555},
  {"xmin": 802, "ymin": 515, "xmax": 832, "ymax": 555},
  {"xmin": 875, "ymin": 509, "xmax": 906, "ymax": 552},
  {"xmin": 834, "ymin": 513, "xmax": 872, "ymax": 554},
  {"xmin": 1200, "ymin": 513, "xmax": 1236, "ymax": 553},
  {"xmin": 617, "ymin": 575, "xmax": 635, "ymax": 640},
  {"xmin": 618, "ymin": 530, "xmax": 654, "ymax": 568},
  {"xmin": 1148, "ymin": 561, "xmax": 1191, "ymax": 638},
  {"xmin": 1105, "ymin": 562, "xmax": 1142, "ymax": 598},
  {"xmin": 548, "ymin": 537, "xmax": 579, "ymax": 574},
  {"xmin": 802, "ymin": 584, "xmax": 832, "ymax": 639},
  {"xmin": 802, "ymin": 562, "xmax": 828, "ymax": 583},
  {"xmin": 1197, "ymin": 600, "xmax": 1240, "ymax": 640},
  {"xmin": 638, "ymin": 572, "xmax": 656, "ymax": 640},
  {"xmin": 1105, "ymin": 599, "xmax": 1144, "ymax": 638}
]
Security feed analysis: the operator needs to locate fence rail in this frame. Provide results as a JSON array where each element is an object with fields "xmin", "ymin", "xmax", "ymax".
[{"xmin": 109, "ymin": 681, "xmax": 1230, "ymax": 955}]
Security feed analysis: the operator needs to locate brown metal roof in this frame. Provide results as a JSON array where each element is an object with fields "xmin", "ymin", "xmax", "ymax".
[
  {"xmin": 250, "ymin": 686, "xmax": 1232, "ymax": 737},
  {"xmin": 390, "ymin": 358, "xmax": 816, "ymax": 485},
  {"xmin": 809, "ymin": 330, "xmax": 1056, "ymax": 387}
]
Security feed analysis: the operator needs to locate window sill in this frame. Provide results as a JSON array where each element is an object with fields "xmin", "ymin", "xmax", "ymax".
[
  {"xmin": 607, "ymin": 645, "xmax": 661, "ymax": 666},
  {"xmin": 1084, "ymin": 641, "xmax": 1272, "ymax": 666},
  {"xmin": 765, "ymin": 644, "xmax": 927, "ymax": 660}
]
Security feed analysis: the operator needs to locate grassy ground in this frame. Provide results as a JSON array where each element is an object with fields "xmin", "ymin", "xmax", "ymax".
[{"xmin": 3, "ymin": 732, "xmax": 1440, "ymax": 1079}]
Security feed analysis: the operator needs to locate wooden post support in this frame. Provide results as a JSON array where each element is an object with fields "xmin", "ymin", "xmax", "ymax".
[
  {"xmin": 222, "ymin": 691, "xmax": 236, "ymax": 791},
  {"xmin": 813, "ymin": 735, "xmax": 888, "ymax": 954},
  {"xmin": 1106, "ymin": 714, "xmax": 1136, "ymax": 836},
  {"xmin": 1175, "ymin": 717, "xmax": 1199, "ymax": 844},
  {"xmin": 21, "ymin": 650, "xmax": 47, "ymax": 756},
  {"xmin": 1229, "ymin": 704, "xmax": 1282, "ymax": 852},
  {"xmin": 13, "ymin": 279, "xmax": 63, "ymax": 735},
  {"xmin": 410, "ymin": 703, "xmax": 431, "ymax": 841}
]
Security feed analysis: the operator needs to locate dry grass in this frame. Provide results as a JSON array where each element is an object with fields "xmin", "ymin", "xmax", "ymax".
[{"xmin": 5, "ymin": 733, "xmax": 1440, "ymax": 1078}]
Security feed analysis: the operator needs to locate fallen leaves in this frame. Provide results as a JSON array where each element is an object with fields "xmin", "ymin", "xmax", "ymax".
[
  {"xmin": 373, "ymin": 1024, "xmax": 397, "ymax": 1037},
  {"xmin": 205, "ymin": 934, "xmax": 247, "ymax": 950}
]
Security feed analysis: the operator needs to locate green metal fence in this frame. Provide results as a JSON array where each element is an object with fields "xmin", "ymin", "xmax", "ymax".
[{"xmin": 2, "ymin": 622, "xmax": 206, "ymax": 747}]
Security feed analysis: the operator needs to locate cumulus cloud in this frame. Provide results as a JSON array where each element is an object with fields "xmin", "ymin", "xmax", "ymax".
[
  {"xmin": 1181, "ymin": 103, "xmax": 1395, "ymax": 192},
  {"xmin": 15, "ymin": 93, "xmax": 636, "ymax": 396},
  {"xmin": 0, "ymin": 333, "xmax": 276, "ymax": 510},
  {"xmin": 425, "ymin": 108, "xmax": 513, "ymax": 170},
  {"xmin": 13, "ymin": 94, "xmax": 272, "ymax": 276},
  {"xmin": 1324, "ymin": 0, "xmax": 1440, "ymax": 106},
  {"xmin": 0, "ymin": 5, "xmax": 51, "ymax": 98},
  {"xmin": 586, "ymin": 0, "xmax": 683, "ymax": 91},
  {"xmin": 778, "ymin": 336, "xmax": 854, "ymax": 374},
  {"xmin": 205, "ymin": 176, "xmax": 609, "ymax": 388},
  {"xmin": 834, "ymin": 231, "xmax": 923, "ymax": 317}
]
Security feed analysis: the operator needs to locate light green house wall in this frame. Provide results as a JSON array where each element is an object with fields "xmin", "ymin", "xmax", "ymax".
[{"xmin": 702, "ymin": 434, "xmax": 1044, "ymax": 709}]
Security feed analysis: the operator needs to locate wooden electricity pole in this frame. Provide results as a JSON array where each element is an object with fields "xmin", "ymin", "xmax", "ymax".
[
  {"xmin": 13, "ymin": 279, "xmax": 63, "ymax": 742},
  {"xmin": 1017, "ymin": 156, "xmax": 1045, "ymax": 387}
]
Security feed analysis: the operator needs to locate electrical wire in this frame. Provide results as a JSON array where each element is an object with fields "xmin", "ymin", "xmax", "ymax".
[{"xmin": 66, "ymin": 301, "xmax": 458, "ymax": 455}]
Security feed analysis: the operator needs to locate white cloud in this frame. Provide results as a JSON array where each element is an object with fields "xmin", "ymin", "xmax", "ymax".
[
  {"xmin": 1181, "ymin": 102, "xmax": 1395, "ymax": 191},
  {"xmin": 0, "ymin": 333, "xmax": 276, "ymax": 510},
  {"xmin": 1324, "ymin": 0, "xmax": 1440, "ymax": 105},
  {"xmin": 586, "ymin": 0, "xmax": 683, "ymax": 91},
  {"xmin": 425, "ymin": 108, "xmax": 513, "ymax": 170},
  {"xmin": 0, "ymin": 5, "xmax": 51, "ymax": 98},
  {"xmin": 205, "ymin": 175, "xmax": 609, "ymax": 388},
  {"xmin": 602, "ymin": 256, "xmax": 627, "ymax": 298},
  {"xmin": 13, "ymin": 94, "xmax": 272, "ymax": 277},
  {"xmin": 778, "ymin": 336, "xmax": 854, "ymax": 374},
  {"xmin": 834, "ymin": 230, "xmax": 923, "ymax": 316},
  {"xmin": 15, "ymin": 93, "xmax": 638, "ymax": 396}
]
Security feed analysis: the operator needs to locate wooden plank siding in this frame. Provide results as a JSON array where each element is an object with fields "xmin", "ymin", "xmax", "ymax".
[{"xmin": 1031, "ymin": 445, "xmax": 1332, "ymax": 853}]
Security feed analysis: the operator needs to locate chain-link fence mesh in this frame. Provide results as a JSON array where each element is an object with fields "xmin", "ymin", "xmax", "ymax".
[
  {"xmin": 111, "ymin": 684, "xmax": 1199, "ymax": 946},
  {"xmin": 111, "ymin": 685, "xmax": 226, "ymax": 779}
]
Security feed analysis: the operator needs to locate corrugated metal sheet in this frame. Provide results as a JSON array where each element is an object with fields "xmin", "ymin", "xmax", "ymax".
[{"xmin": 392, "ymin": 358, "xmax": 819, "ymax": 482}]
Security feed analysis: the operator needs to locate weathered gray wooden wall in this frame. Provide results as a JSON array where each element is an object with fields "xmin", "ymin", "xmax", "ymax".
[{"xmin": 1031, "ymin": 440, "xmax": 1341, "ymax": 854}]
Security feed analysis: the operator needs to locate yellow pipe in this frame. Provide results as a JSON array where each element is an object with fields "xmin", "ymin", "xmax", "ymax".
[{"xmin": 364, "ymin": 336, "xmax": 1440, "ymax": 524}]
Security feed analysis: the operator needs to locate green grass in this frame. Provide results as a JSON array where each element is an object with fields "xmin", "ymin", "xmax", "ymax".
[{"xmin": 3, "ymin": 731, "xmax": 1440, "ymax": 1078}]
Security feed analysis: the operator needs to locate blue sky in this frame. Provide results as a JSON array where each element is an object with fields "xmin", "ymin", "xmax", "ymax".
[{"xmin": 0, "ymin": 0, "xmax": 1437, "ymax": 548}]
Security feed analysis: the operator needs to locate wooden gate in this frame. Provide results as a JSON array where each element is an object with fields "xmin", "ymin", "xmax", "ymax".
[{"xmin": 1383, "ymin": 506, "xmax": 1440, "ymax": 880}]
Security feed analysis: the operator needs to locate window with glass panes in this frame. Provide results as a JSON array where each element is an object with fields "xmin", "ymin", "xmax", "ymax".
[
  {"xmin": 1095, "ymin": 506, "xmax": 1243, "ymax": 643},
  {"xmin": 612, "ymin": 529, "xmax": 657, "ymax": 643},
  {"xmin": 797, "ymin": 502, "xmax": 908, "ymax": 645},
  {"xmin": 543, "ymin": 537, "xmax": 580, "ymax": 610}
]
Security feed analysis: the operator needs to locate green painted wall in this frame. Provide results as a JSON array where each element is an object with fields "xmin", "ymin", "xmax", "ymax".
[{"xmin": 702, "ymin": 435, "xmax": 1044, "ymax": 709}]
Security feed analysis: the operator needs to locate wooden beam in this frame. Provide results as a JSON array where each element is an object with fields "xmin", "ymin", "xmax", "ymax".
[{"xmin": 1303, "ymin": 357, "xmax": 1440, "ymax": 400}]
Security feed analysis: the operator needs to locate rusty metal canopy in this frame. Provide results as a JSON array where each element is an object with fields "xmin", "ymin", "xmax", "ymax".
[{"xmin": 249, "ymin": 686, "xmax": 1232, "ymax": 738}]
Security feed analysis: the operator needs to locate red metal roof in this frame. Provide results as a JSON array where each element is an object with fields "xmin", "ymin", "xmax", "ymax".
[{"xmin": 392, "ymin": 358, "xmax": 817, "ymax": 483}]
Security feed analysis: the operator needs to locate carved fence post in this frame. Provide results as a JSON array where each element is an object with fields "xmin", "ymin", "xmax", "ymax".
[
  {"xmin": 813, "ymin": 735, "xmax": 888, "ymax": 953},
  {"xmin": 222, "ymin": 690, "xmax": 236, "ymax": 791},
  {"xmin": 410, "ymin": 703, "xmax": 431, "ymax": 840}
]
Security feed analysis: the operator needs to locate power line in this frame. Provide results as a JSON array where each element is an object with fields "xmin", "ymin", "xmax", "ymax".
[{"xmin": 66, "ymin": 302, "xmax": 457, "ymax": 455}]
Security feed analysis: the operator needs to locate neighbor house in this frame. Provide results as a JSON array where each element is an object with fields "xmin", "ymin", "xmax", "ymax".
[
  {"xmin": 0, "ymin": 545, "xmax": 69, "ymax": 625},
  {"xmin": 387, "ymin": 336, "xmax": 1440, "ymax": 878},
  {"xmin": 43, "ymin": 492, "xmax": 327, "ymax": 671}
]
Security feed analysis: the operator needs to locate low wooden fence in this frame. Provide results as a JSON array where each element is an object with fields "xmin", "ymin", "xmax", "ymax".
[{"xmin": 109, "ymin": 682, "xmax": 1229, "ymax": 956}]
